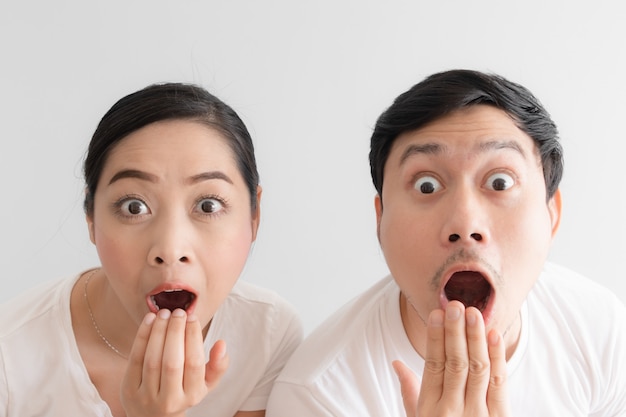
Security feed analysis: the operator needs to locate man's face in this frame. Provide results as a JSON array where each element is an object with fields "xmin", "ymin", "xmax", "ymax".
[{"xmin": 375, "ymin": 105, "xmax": 561, "ymax": 353}]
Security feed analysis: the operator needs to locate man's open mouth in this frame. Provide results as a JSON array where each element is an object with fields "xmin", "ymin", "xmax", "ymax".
[
  {"xmin": 149, "ymin": 289, "xmax": 196, "ymax": 312},
  {"xmin": 444, "ymin": 271, "xmax": 493, "ymax": 312}
]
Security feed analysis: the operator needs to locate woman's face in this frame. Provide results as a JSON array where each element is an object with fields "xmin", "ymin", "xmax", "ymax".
[{"xmin": 86, "ymin": 119, "xmax": 260, "ymax": 329}]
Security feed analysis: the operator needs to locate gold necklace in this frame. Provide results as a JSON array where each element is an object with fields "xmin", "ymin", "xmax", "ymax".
[{"xmin": 83, "ymin": 269, "xmax": 128, "ymax": 359}]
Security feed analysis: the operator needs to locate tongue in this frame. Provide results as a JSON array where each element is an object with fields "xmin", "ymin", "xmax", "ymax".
[
  {"xmin": 444, "ymin": 271, "xmax": 491, "ymax": 310},
  {"xmin": 153, "ymin": 290, "xmax": 193, "ymax": 311}
]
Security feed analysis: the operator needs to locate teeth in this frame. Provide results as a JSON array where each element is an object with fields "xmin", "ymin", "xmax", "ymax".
[
  {"xmin": 164, "ymin": 289, "xmax": 183, "ymax": 292},
  {"xmin": 150, "ymin": 295, "xmax": 160, "ymax": 310}
]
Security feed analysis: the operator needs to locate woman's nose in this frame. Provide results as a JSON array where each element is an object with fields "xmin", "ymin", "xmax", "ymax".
[
  {"xmin": 153, "ymin": 254, "xmax": 190, "ymax": 265},
  {"xmin": 147, "ymin": 214, "xmax": 193, "ymax": 266}
]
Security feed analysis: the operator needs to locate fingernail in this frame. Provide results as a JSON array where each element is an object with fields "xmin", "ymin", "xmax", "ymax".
[
  {"xmin": 144, "ymin": 312, "xmax": 156, "ymax": 325},
  {"xmin": 172, "ymin": 308, "xmax": 185, "ymax": 318},
  {"xmin": 488, "ymin": 330, "xmax": 500, "ymax": 345},
  {"xmin": 158, "ymin": 308, "xmax": 171, "ymax": 319},
  {"xmin": 446, "ymin": 304, "xmax": 461, "ymax": 321},
  {"xmin": 429, "ymin": 310, "xmax": 444, "ymax": 327},
  {"xmin": 466, "ymin": 311, "xmax": 477, "ymax": 326}
]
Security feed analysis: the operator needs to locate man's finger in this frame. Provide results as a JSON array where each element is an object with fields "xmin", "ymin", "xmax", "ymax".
[
  {"xmin": 441, "ymin": 301, "xmax": 468, "ymax": 406},
  {"xmin": 486, "ymin": 329, "xmax": 510, "ymax": 414},
  {"xmin": 465, "ymin": 306, "xmax": 490, "ymax": 407},
  {"xmin": 420, "ymin": 308, "xmax": 445, "ymax": 403},
  {"xmin": 392, "ymin": 360, "xmax": 420, "ymax": 417}
]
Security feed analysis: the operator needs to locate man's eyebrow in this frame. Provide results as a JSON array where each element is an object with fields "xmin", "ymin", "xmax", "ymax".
[
  {"xmin": 399, "ymin": 143, "xmax": 444, "ymax": 165},
  {"xmin": 108, "ymin": 169, "xmax": 158, "ymax": 185},
  {"xmin": 477, "ymin": 140, "xmax": 527, "ymax": 158},
  {"xmin": 398, "ymin": 139, "xmax": 527, "ymax": 166}
]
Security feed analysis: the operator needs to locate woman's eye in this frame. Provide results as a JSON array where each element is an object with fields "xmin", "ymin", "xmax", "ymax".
[
  {"xmin": 120, "ymin": 199, "xmax": 149, "ymax": 216},
  {"xmin": 197, "ymin": 198, "xmax": 224, "ymax": 214},
  {"xmin": 485, "ymin": 172, "xmax": 515, "ymax": 191},
  {"xmin": 414, "ymin": 176, "xmax": 442, "ymax": 194}
]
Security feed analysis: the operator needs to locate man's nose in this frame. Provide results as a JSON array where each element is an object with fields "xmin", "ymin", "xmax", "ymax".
[
  {"xmin": 441, "ymin": 187, "xmax": 489, "ymax": 245},
  {"xmin": 448, "ymin": 232, "xmax": 483, "ymax": 242}
]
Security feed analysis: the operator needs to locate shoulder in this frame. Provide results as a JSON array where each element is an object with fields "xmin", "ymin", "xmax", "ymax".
[
  {"xmin": 274, "ymin": 276, "xmax": 397, "ymax": 384},
  {"xmin": 534, "ymin": 262, "xmax": 624, "ymax": 316},
  {"xmin": 223, "ymin": 279, "xmax": 300, "ymax": 324},
  {"xmin": 214, "ymin": 279, "xmax": 303, "ymax": 349},
  {"xmin": 529, "ymin": 262, "xmax": 626, "ymax": 354},
  {"xmin": 267, "ymin": 277, "xmax": 404, "ymax": 416},
  {"xmin": 0, "ymin": 274, "xmax": 77, "ymax": 339},
  {"xmin": 525, "ymin": 263, "xmax": 626, "ymax": 412}
]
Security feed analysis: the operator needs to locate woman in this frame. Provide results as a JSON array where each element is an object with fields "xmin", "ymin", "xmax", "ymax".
[{"xmin": 0, "ymin": 83, "xmax": 302, "ymax": 417}]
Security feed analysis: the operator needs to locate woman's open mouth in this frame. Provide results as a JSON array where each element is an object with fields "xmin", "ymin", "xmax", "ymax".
[
  {"xmin": 443, "ymin": 271, "xmax": 493, "ymax": 313},
  {"xmin": 147, "ymin": 288, "xmax": 197, "ymax": 313}
]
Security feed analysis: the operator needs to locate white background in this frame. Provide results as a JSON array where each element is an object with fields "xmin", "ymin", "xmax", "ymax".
[{"xmin": 1, "ymin": 1, "xmax": 624, "ymax": 334}]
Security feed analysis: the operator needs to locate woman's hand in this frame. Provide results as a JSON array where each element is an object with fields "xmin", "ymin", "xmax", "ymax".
[
  {"xmin": 121, "ymin": 308, "xmax": 229, "ymax": 417},
  {"xmin": 393, "ymin": 301, "xmax": 511, "ymax": 417}
]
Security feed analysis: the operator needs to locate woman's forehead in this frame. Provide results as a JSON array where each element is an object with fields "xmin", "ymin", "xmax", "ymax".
[{"xmin": 100, "ymin": 120, "xmax": 241, "ymax": 183}]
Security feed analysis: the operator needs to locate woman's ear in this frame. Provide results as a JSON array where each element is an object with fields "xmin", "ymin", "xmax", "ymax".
[
  {"xmin": 86, "ymin": 213, "xmax": 96, "ymax": 244},
  {"xmin": 374, "ymin": 194, "xmax": 382, "ymax": 242},
  {"xmin": 251, "ymin": 185, "xmax": 262, "ymax": 242},
  {"xmin": 85, "ymin": 189, "xmax": 96, "ymax": 244}
]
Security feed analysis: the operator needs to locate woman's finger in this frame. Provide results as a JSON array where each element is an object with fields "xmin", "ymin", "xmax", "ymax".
[
  {"xmin": 159, "ymin": 308, "xmax": 187, "ymax": 394},
  {"xmin": 182, "ymin": 313, "xmax": 209, "ymax": 393},
  {"xmin": 204, "ymin": 339, "xmax": 229, "ymax": 391},
  {"xmin": 141, "ymin": 308, "xmax": 171, "ymax": 394},
  {"xmin": 123, "ymin": 312, "xmax": 156, "ymax": 392}
]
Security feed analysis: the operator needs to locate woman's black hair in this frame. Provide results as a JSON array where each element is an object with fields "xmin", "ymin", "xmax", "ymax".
[{"xmin": 83, "ymin": 83, "xmax": 259, "ymax": 215}]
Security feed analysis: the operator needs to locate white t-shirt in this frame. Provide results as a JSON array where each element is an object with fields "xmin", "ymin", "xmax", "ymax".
[
  {"xmin": 0, "ymin": 271, "xmax": 302, "ymax": 417},
  {"xmin": 266, "ymin": 263, "xmax": 626, "ymax": 416}
]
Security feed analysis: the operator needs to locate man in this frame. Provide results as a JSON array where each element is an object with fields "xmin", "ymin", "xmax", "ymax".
[{"xmin": 266, "ymin": 70, "xmax": 626, "ymax": 416}]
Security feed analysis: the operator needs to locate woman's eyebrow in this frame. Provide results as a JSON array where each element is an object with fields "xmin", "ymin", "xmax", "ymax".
[
  {"xmin": 188, "ymin": 171, "xmax": 234, "ymax": 185},
  {"xmin": 108, "ymin": 169, "xmax": 158, "ymax": 185},
  {"xmin": 107, "ymin": 170, "xmax": 234, "ymax": 185}
]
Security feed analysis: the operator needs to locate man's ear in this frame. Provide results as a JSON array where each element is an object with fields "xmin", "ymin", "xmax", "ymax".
[
  {"xmin": 548, "ymin": 188, "xmax": 562, "ymax": 238},
  {"xmin": 374, "ymin": 194, "xmax": 382, "ymax": 242},
  {"xmin": 251, "ymin": 185, "xmax": 262, "ymax": 242}
]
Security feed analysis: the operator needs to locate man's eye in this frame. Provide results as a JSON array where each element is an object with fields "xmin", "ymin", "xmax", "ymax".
[
  {"xmin": 414, "ymin": 176, "xmax": 442, "ymax": 194},
  {"xmin": 121, "ymin": 199, "xmax": 149, "ymax": 215},
  {"xmin": 485, "ymin": 172, "xmax": 515, "ymax": 191},
  {"xmin": 197, "ymin": 198, "xmax": 224, "ymax": 214}
]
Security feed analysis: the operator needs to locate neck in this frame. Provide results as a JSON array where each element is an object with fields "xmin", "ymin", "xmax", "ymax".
[
  {"xmin": 83, "ymin": 269, "xmax": 138, "ymax": 358},
  {"xmin": 399, "ymin": 292, "xmax": 522, "ymax": 361}
]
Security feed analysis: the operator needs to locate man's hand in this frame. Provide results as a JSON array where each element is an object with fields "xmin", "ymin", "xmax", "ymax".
[
  {"xmin": 393, "ymin": 301, "xmax": 511, "ymax": 417},
  {"xmin": 121, "ymin": 308, "xmax": 229, "ymax": 417}
]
